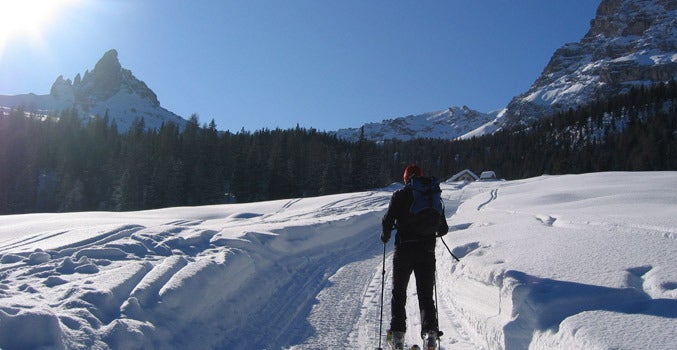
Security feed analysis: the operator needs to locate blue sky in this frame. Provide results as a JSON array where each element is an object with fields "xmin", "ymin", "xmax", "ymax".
[{"xmin": 0, "ymin": 0, "xmax": 601, "ymax": 132}]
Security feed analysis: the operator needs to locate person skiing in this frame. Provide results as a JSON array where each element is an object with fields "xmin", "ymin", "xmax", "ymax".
[{"xmin": 381, "ymin": 164, "xmax": 448, "ymax": 350}]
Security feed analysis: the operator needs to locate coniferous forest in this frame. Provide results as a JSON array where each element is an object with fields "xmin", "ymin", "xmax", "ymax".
[{"xmin": 1, "ymin": 81, "xmax": 676, "ymax": 214}]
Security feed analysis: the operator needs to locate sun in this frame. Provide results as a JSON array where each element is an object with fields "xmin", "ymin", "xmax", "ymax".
[{"xmin": 0, "ymin": 0, "xmax": 79, "ymax": 51}]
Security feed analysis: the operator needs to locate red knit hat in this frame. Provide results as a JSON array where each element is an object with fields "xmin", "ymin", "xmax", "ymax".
[{"xmin": 403, "ymin": 164, "xmax": 422, "ymax": 183}]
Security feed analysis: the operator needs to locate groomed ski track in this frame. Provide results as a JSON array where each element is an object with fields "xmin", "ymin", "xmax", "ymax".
[{"xmin": 285, "ymin": 189, "xmax": 483, "ymax": 350}]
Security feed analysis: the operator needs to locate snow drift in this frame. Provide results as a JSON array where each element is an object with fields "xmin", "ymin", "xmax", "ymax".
[{"xmin": 0, "ymin": 172, "xmax": 675, "ymax": 349}]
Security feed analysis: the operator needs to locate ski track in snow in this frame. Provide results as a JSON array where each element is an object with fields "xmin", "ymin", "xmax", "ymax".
[
  {"xmin": 0, "ymin": 185, "xmax": 485, "ymax": 350},
  {"xmin": 289, "ymin": 193, "xmax": 485, "ymax": 350},
  {"xmin": 0, "ymin": 189, "xmax": 490, "ymax": 350},
  {"xmin": 282, "ymin": 195, "xmax": 483, "ymax": 349}
]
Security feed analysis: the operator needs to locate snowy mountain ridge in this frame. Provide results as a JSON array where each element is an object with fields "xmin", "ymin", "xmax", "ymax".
[
  {"xmin": 334, "ymin": 106, "xmax": 501, "ymax": 142},
  {"xmin": 0, "ymin": 50, "xmax": 186, "ymax": 131}
]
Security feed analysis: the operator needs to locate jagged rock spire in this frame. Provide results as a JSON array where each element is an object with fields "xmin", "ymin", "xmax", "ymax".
[
  {"xmin": 29, "ymin": 49, "xmax": 184, "ymax": 131},
  {"xmin": 86, "ymin": 49, "xmax": 123, "ymax": 101}
]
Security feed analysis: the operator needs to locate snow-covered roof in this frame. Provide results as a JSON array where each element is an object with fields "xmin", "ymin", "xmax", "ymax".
[
  {"xmin": 449, "ymin": 169, "xmax": 479, "ymax": 182},
  {"xmin": 479, "ymin": 170, "xmax": 497, "ymax": 180}
]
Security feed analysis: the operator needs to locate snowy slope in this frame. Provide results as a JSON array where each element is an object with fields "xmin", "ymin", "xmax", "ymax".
[{"xmin": 0, "ymin": 172, "xmax": 675, "ymax": 349}]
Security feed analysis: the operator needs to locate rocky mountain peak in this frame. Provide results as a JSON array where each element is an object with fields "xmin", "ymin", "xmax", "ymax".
[
  {"xmin": 47, "ymin": 49, "xmax": 160, "ymax": 110},
  {"xmin": 502, "ymin": 0, "xmax": 677, "ymax": 129},
  {"xmin": 86, "ymin": 49, "xmax": 123, "ymax": 100},
  {"xmin": 589, "ymin": 0, "xmax": 650, "ymax": 37},
  {"xmin": 49, "ymin": 75, "xmax": 74, "ymax": 100},
  {"xmin": 0, "ymin": 49, "xmax": 185, "ymax": 131}
]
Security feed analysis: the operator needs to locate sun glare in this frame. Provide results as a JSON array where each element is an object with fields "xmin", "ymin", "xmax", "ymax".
[{"xmin": 0, "ymin": 0, "xmax": 79, "ymax": 53}]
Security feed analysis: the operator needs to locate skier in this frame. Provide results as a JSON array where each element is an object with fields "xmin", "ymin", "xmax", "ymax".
[{"xmin": 381, "ymin": 164, "xmax": 448, "ymax": 350}]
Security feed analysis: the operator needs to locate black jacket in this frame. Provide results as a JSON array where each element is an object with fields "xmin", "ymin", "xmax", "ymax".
[{"xmin": 382, "ymin": 182, "xmax": 449, "ymax": 246}]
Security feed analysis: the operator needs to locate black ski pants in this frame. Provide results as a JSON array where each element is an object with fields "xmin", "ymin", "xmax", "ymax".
[{"xmin": 389, "ymin": 242, "xmax": 438, "ymax": 335}]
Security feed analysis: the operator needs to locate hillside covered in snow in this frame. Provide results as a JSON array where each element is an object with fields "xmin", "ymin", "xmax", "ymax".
[{"xmin": 0, "ymin": 172, "xmax": 675, "ymax": 349}]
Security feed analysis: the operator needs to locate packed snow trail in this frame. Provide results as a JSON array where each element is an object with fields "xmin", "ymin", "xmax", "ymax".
[
  {"xmin": 289, "ymin": 248, "xmax": 484, "ymax": 350},
  {"xmin": 288, "ymin": 186, "xmax": 485, "ymax": 350}
]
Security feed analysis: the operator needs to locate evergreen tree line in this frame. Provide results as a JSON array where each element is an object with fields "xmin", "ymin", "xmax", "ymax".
[
  {"xmin": 1, "ymin": 81, "xmax": 675, "ymax": 214},
  {"xmin": 443, "ymin": 80, "xmax": 677, "ymax": 179}
]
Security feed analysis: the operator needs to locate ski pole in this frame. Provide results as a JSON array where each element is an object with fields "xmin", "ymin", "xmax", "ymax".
[
  {"xmin": 377, "ymin": 242, "xmax": 386, "ymax": 350},
  {"xmin": 439, "ymin": 236, "xmax": 460, "ymax": 262},
  {"xmin": 434, "ymin": 265, "xmax": 440, "ymax": 349}
]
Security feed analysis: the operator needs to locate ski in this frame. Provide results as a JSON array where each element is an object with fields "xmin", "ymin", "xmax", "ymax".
[{"xmin": 380, "ymin": 342, "xmax": 425, "ymax": 350}]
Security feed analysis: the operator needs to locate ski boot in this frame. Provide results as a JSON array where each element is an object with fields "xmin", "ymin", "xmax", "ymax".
[
  {"xmin": 421, "ymin": 330, "xmax": 438, "ymax": 350},
  {"xmin": 386, "ymin": 329, "xmax": 405, "ymax": 350}
]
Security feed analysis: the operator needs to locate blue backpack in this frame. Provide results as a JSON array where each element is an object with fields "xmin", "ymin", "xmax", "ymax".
[{"xmin": 407, "ymin": 176, "xmax": 444, "ymax": 236}]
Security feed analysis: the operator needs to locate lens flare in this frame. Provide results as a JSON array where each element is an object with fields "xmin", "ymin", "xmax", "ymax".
[{"xmin": 0, "ymin": 0, "xmax": 79, "ymax": 55}]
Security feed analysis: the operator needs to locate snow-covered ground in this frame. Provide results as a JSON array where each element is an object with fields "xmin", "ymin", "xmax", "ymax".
[{"xmin": 0, "ymin": 172, "xmax": 675, "ymax": 349}]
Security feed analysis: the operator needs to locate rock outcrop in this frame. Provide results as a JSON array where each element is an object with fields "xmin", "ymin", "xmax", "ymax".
[{"xmin": 502, "ymin": 0, "xmax": 677, "ymax": 128}]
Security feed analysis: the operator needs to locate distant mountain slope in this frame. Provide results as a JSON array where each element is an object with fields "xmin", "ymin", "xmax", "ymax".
[
  {"xmin": 334, "ymin": 106, "xmax": 500, "ymax": 142},
  {"xmin": 0, "ymin": 50, "xmax": 187, "ymax": 131},
  {"xmin": 501, "ymin": 0, "xmax": 677, "ymax": 128}
]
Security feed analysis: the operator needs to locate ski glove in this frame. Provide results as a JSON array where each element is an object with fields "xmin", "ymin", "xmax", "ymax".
[
  {"xmin": 381, "ymin": 230, "xmax": 391, "ymax": 243},
  {"xmin": 436, "ymin": 217, "xmax": 449, "ymax": 237}
]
